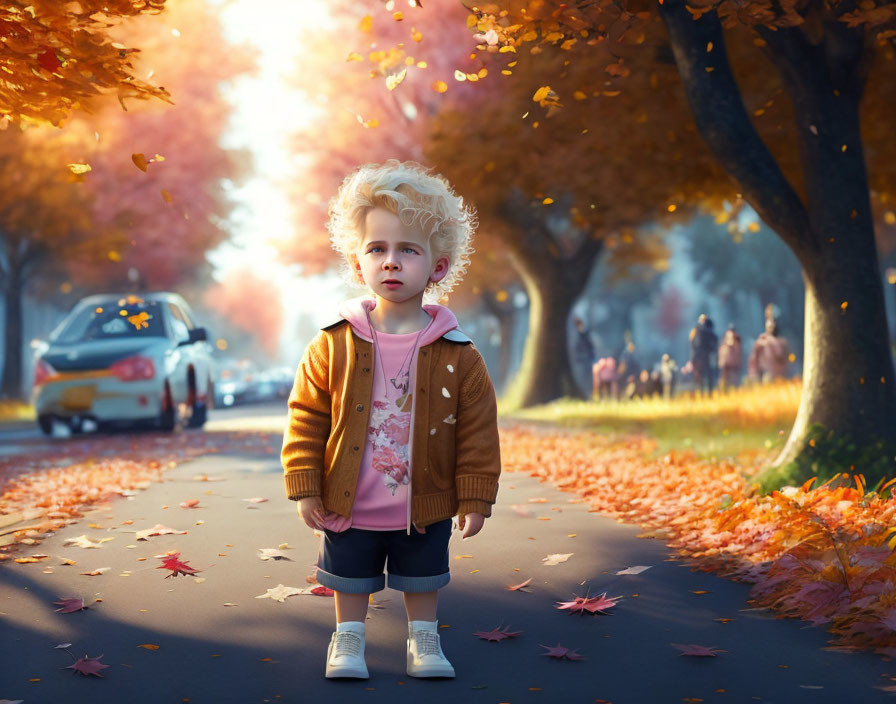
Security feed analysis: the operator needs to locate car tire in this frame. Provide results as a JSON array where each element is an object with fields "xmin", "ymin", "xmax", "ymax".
[
  {"xmin": 38, "ymin": 414, "xmax": 54, "ymax": 436},
  {"xmin": 159, "ymin": 382, "xmax": 176, "ymax": 431},
  {"xmin": 187, "ymin": 380, "xmax": 209, "ymax": 429}
]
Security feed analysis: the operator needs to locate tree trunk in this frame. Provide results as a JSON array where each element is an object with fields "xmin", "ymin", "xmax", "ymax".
[
  {"xmin": 660, "ymin": 1, "xmax": 896, "ymax": 486},
  {"xmin": 507, "ymin": 262, "xmax": 582, "ymax": 407},
  {"xmin": 1, "ymin": 266, "xmax": 25, "ymax": 399}
]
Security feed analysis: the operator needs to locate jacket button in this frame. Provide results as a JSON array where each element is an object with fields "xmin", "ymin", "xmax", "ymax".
[
  {"xmin": 344, "ymin": 490, "xmax": 351, "ymax": 497},
  {"xmin": 356, "ymin": 404, "xmax": 364, "ymax": 411},
  {"xmin": 353, "ymin": 445, "xmax": 359, "ymax": 451},
  {"xmin": 421, "ymin": 349, "xmax": 427, "ymax": 356},
  {"xmin": 363, "ymin": 367, "xmax": 370, "ymax": 372}
]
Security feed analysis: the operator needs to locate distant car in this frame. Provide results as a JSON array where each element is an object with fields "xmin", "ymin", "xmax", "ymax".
[
  {"xmin": 31, "ymin": 292, "xmax": 215, "ymax": 435},
  {"xmin": 213, "ymin": 358, "xmax": 258, "ymax": 407}
]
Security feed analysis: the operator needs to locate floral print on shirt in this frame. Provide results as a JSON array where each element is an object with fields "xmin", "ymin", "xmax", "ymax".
[{"xmin": 368, "ymin": 396, "xmax": 412, "ymax": 495}]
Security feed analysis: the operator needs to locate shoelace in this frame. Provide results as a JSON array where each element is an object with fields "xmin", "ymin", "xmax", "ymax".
[
  {"xmin": 333, "ymin": 632, "xmax": 361, "ymax": 657},
  {"xmin": 413, "ymin": 630, "xmax": 441, "ymax": 657}
]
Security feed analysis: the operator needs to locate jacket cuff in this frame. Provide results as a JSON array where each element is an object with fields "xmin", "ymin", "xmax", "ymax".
[
  {"xmin": 456, "ymin": 474, "xmax": 499, "ymax": 504},
  {"xmin": 284, "ymin": 470, "xmax": 321, "ymax": 500},
  {"xmin": 457, "ymin": 499, "xmax": 492, "ymax": 518}
]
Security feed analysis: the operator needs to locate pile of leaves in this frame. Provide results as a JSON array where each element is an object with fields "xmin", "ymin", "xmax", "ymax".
[
  {"xmin": 0, "ymin": 430, "xmax": 280, "ymax": 559},
  {"xmin": 499, "ymin": 422, "xmax": 896, "ymax": 658}
]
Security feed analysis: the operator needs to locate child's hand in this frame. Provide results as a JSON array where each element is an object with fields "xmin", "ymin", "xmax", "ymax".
[
  {"xmin": 460, "ymin": 512, "xmax": 485, "ymax": 540},
  {"xmin": 298, "ymin": 496, "xmax": 325, "ymax": 530}
]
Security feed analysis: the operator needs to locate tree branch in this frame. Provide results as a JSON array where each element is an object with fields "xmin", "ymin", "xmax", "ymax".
[{"xmin": 657, "ymin": 0, "xmax": 816, "ymax": 263}]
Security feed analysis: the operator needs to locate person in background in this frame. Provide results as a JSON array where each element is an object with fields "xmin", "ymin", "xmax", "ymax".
[
  {"xmin": 718, "ymin": 324, "xmax": 743, "ymax": 390},
  {"xmin": 592, "ymin": 356, "xmax": 617, "ymax": 401},
  {"xmin": 748, "ymin": 316, "xmax": 791, "ymax": 382},
  {"xmin": 571, "ymin": 316, "xmax": 596, "ymax": 399},
  {"xmin": 616, "ymin": 341, "xmax": 640, "ymax": 399},
  {"xmin": 689, "ymin": 314, "xmax": 718, "ymax": 395},
  {"xmin": 658, "ymin": 353, "xmax": 678, "ymax": 400}
]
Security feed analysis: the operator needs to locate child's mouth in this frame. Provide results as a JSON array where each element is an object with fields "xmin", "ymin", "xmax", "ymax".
[{"xmin": 384, "ymin": 281, "xmax": 402, "ymax": 289}]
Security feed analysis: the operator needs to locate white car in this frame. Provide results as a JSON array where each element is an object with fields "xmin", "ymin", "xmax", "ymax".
[{"xmin": 31, "ymin": 292, "xmax": 215, "ymax": 435}]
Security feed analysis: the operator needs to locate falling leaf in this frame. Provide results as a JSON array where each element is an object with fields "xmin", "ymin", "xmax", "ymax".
[
  {"xmin": 672, "ymin": 643, "xmax": 727, "ymax": 657},
  {"xmin": 132, "ymin": 153, "xmax": 149, "ymax": 172},
  {"xmin": 54, "ymin": 597, "xmax": 89, "ymax": 613},
  {"xmin": 539, "ymin": 643, "xmax": 585, "ymax": 661},
  {"xmin": 506, "ymin": 577, "xmax": 533, "ymax": 592},
  {"xmin": 616, "ymin": 565, "xmax": 651, "ymax": 575},
  {"xmin": 473, "ymin": 625, "xmax": 523, "ymax": 642},
  {"xmin": 386, "ymin": 67, "xmax": 407, "ymax": 91},
  {"xmin": 68, "ymin": 163, "xmax": 91, "ymax": 175},
  {"xmin": 256, "ymin": 584, "xmax": 305, "ymax": 603},
  {"xmin": 65, "ymin": 654, "xmax": 110, "ymax": 677},
  {"xmin": 157, "ymin": 552, "xmax": 201, "ymax": 578},
  {"xmin": 258, "ymin": 548, "xmax": 293, "ymax": 561},
  {"xmin": 533, "ymin": 85, "xmax": 551, "ymax": 102},
  {"xmin": 161, "ymin": 189, "xmax": 172, "ymax": 203},
  {"xmin": 135, "ymin": 524, "xmax": 188, "ymax": 540},
  {"xmin": 137, "ymin": 644, "xmax": 160, "ymax": 650},
  {"xmin": 555, "ymin": 592, "xmax": 621, "ymax": 615},
  {"xmin": 359, "ymin": 14, "xmax": 373, "ymax": 32},
  {"xmin": 542, "ymin": 553, "xmax": 573, "ymax": 566}
]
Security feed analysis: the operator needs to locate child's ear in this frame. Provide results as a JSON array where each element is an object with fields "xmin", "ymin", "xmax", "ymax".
[{"xmin": 429, "ymin": 255, "xmax": 450, "ymax": 284}]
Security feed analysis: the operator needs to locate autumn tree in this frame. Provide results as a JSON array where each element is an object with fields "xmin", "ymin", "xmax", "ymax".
[
  {"xmin": 0, "ymin": 0, "xmax": 171, "ymax": 126},
  {"xmin": 0, "ymin": 0, "xmax": 253, "ymax": 398},
  {"xmin": 454, "ymin": 0, "xmax": 896, "ymax": 485}
]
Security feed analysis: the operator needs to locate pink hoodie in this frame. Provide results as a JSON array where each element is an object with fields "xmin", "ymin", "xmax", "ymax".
[{"xmin": 320, "ymin": 296, "xmax": 460, "ymax": 533}]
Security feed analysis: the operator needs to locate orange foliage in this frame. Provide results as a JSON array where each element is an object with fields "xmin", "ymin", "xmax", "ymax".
[
  {"xmin": 0, "ymin": 1, "xmax": 171, "ymax": 127},
  {"xmin": 501, "ymin": 423, "xmax": 896, "ymax": 657}
]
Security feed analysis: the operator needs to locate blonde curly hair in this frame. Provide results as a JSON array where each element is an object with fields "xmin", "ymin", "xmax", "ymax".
[{"xmin": 327, "ymin": 160, "xmax": 477, "ymax": 302}]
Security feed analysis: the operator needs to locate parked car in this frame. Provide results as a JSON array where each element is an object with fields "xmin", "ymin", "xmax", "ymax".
[
  {"xmin": 213, "ymin": 358, "xmax": 258, "ymax": 407},
  {"xmin": 31, "ymin": 292, "xmax": 215, "ymax": 435}
]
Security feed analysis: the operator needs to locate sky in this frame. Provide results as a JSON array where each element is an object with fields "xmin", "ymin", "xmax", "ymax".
[{"xmin": 209, "ymin": 0, "xmax": 350, "ymax": 359}]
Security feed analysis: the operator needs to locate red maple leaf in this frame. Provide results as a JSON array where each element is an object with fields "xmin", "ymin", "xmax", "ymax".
[
  {"xmin": 555, "ymin": 592, "xmax": 621, "ymax": 615},
  {"xmin": 54, "ymin": 597, "xmax": 89, "ymax": 613},
  {"xmin": 65, "ymin": 654, "xmax": 110, "ymax": 677},
  {"xmin": 671, "ymin": 643, "xmax": 727, "ymax": 657},
  {"xmin": 539, "ymin": 643, "xmax": 585, "ymax": 660},
  {"xmin": 157, "ymin": 552, "xmax": 201, "ymax": 578},
  {"xmin": 310, "ymin": 585, "xmax": 334, "ymax": 596},
  {"xmin": 473, "ymin": 625, "xmax": 523, "ymax": 642}
]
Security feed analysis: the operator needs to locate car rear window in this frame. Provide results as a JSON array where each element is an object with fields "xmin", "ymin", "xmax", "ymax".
[{"xmin": 53, "ymin": 298, "xmax": 167, "ymax": 343}]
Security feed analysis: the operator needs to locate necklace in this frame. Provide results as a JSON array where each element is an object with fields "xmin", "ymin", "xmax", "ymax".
[{"xmin": 366, "ymin": 307, "xmax": 431, "ymax": 396}]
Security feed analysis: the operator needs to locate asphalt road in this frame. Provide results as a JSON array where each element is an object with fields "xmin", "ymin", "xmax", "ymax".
[{"xmin": 1, "ymin": 410, "xmax": 895, "ymax": 703}]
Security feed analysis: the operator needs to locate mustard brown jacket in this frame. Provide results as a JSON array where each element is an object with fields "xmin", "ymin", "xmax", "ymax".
[{"xmin": 281, "ymin": 319, "xmax": 501, "ymax": 529}]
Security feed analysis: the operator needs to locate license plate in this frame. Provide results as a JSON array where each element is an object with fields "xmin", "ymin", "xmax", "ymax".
[{"xmin": 60, "ymin": 385, "xmax": 96, "ymax": 410}]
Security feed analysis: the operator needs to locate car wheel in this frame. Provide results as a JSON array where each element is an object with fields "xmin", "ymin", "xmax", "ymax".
[
  {"xmin": 38, "ymin": 414, "xmax": 54, "ymax": 436},
  {"xmin": 186, "ymin": 379, "xmax": 208, "ymax": 429},
  {"xmin": 159, "ymin": 382, "xmax": 176, "ymax": 431}
]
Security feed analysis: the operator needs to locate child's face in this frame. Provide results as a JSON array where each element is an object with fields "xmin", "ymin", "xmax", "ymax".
[{"xmin": 354, "ymin": 207, "xmax": 449, "ymax": 303}]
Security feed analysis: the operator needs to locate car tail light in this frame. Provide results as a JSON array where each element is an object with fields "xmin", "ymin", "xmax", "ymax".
[
  {"xmin": 33, "ymin": 358, "xmax": 56, "ymax": 387},
  {"xmin": 110, "ymin": 355, "xmax": 155, "ymax": 381}
]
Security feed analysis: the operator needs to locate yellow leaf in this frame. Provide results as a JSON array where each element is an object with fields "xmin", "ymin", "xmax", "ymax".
[
  {"xmin": 432, "ymin": 80, "xmax": 448, "ymax": 93},
  {"xmin": 560, "ymin": 38, "xmax": 577, "ymax": 51},
  {"xmin": 521, "ymin": 30, "xmax": 538, "ymax": 42},
  {"xmin": 543, "ymin": 197, "xmax": 554, "ymax": 204},
  {"xmin": 386, "ymin": 68, "xmax": 407, "ymax": 91},
  {"xmin": 108, "ymin": 250, "xmax": 121, "ymax": 262},
  {"xmin": 161, "ymin": 189, "xmax": 172, "ymax": 203},
  {"xmin": 478, "ymin": 68, "xmax": 488, "ymax": 78},
  {"xmin": 416, "ymin": 61, "xmax": 427, "ymax": 68},
  {"xmin": 573, "ymin": 90, "xmax": 587, "ymax": 100},
  {"xmin": 153, "ymin": 153, "xmax": 165, "ymax": 162},
  {"xmin": 346, "ymin": 52, "xmax": 363, "ymax": 62},
  {"xmin": 138, "ymin": 643, "xmax": 160, "ymax": 650},
  {"xmin": 411, "ymin": 27, "xmax": 422, "ymax": 42},
  {"xmin": 466, "ymin": 14, "xmax": 477, "ymax": 28},
  {"xmin": 532, "ymin": 85, "xmax": 551, "ymax": 102},
  {"xmin": 707, "ymin": 41, "xmax": 713, "ymax": 51},
  {"xmin": 68, "ymin": 163, "xmax": 91, "ymax": 174},
  {"xmin": 393, "ymin": 11, "xmax": 404, "ymax": 21},
  {"xmin": 454, "ymin": 70, "xmax": 467, "ymax": 82},
  {"xmin": 359, "ymin": 14, "xmax": 373, "ymax": 33},
  {"xmin": 466, "ymin": 73, "xmax": 479, "ymax": 82},
  {"xmin": 841, "ymin": 301, "xmax": 848, "ymax": 311},
  {"xmin": 499, "ymin": 45, "xmax": 516, "ymax": 53},
  {"xmin": 501, "ymin": 70, "xmax": 512, "ymax": 75}
]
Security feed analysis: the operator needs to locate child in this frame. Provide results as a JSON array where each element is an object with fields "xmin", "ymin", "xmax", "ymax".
[{"xmin": 281, "ymin": 160, "xmax": 501, "ymax": 680}]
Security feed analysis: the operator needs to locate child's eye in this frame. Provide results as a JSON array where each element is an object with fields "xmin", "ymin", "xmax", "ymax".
[{"xmin": 403, "ymin": 247, "xmax": 418, "ymax": 254}]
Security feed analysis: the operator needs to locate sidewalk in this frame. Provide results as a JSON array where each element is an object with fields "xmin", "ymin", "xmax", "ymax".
[{"xmin": 2, "ymin": 449, "xmax": 894, "ymax": 703}]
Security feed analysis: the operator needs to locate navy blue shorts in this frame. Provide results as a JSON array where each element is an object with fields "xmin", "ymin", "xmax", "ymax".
[{"xmin": 315, "ymin": 519, "xmax": 452, "ymax": 594}]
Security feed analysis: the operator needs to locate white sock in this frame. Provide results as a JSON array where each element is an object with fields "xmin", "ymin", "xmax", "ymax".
[
  {"xmin": 409, "ymin": 619, "xmax": 438, "ymax": 633},
  {"xmin": 336, "ymin": 621, "xmax": 365, "ymax": 634}
]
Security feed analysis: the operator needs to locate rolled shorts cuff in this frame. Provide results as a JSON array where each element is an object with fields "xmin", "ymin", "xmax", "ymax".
[
  {"xmin": 387, "ymin": 570, "xmax": 450, "ymax": 593},
  {"xmin": 315, "ymin": 567, "xmax": 386, "ymax": 594}
]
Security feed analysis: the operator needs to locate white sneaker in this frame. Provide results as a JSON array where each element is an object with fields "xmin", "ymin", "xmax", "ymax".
[
  {"xmin": 406, "ymin": 622, "xmax": 455, "ymax": 678},
  {"xmin": 325, "ymin": 629, "xmax": 368, "ymax": 679}
]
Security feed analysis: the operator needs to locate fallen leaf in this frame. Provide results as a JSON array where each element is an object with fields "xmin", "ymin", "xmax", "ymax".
[
  {"xmin": 54, "ymin": 597, "xmax": 89, "ymax": 613},
  {"xmin": 506, "ymin": 578, "xmax": 533, "ymax": 592},
  {"xmin": 63, "ymin": 535, "xmax": 105, "ymax": 549},
  {"xmin": 157, "ymin": 552, "xmax": 201, "ymax": 578},
  {"xmin": 473, "ymin": 625, "xmax": 523, "ymax": 642},
  {"xmin": 311, "ymin": 585, "xmax": 335, "ymax": 596},
  {"xmin": 542, "ymin": 553, "xmax": 573, "ymax": 566},
  {"xmin": 131, "ymin": 153, "xmax": 149, "ymax": 172},
  {"xmin": 539, "ymin": 643, "xmax": 585, "ymax": 661},
  {"xmin": 672, "ymin": 643, "xmax": 727, "ymax": 656},
  {"xmin": 616, "ymin": 565, "xmax": 652, "ymax": 575},
  {"xmin": 137, "ymin": 644, "xmax": 160, "ymax": 650},
  {"xmin": 258, "ymin": 548, "xmax": 293, "ymax": 561},
  {"xmin": 80, "ymin": 567, "xmax": 111, "ymax": 576},
  {"xmin": 243, "ymin": 497, "xmax": 268, "ymax": 504},
  {"xmin": 528, "ymin": 497, "xmax": 548, "ymax": 504},
  {"xmin": 135, "ymin": 524, "xmax": 188, "ymax": 541},
  {"xmin": 556, "ymin": 592, "xmax": 622, "ymax": 615},
  {"xmin": 255, "ymin": 584, "xmax": 305, "ymax": 603},
  {"xmin": 179, "ymin": 499, "xmax": 200, "ymax": 509},
  {"xmin": 65, "ymin": 654, "xmax": 110, "ymax": 677}
]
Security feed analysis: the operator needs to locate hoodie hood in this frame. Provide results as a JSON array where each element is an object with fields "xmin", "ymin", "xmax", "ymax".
[{"xmin": 338, "ymin": 296, "xmax": 459, "ymax": 345}]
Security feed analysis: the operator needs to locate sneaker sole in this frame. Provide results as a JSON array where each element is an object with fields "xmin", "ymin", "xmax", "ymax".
[
  {"xmin": 325, "ymin": 637, "xmax": 369, "ymax": 679},
  {"xmin": 406, "ymin": 641, "xmax": 456, "ymax": 678}
]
